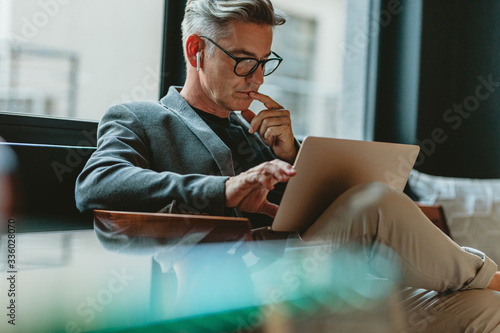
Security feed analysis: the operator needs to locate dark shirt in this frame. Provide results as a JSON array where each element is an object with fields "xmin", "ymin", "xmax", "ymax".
[{"xmin": 192, "ymin": 107, "xmax": 286, "ymax": 228}]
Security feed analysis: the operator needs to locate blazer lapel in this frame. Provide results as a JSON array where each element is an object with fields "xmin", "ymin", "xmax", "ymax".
[{"xmin": 160, "ymin": 87, "xmax": 235, "ymax": 177}]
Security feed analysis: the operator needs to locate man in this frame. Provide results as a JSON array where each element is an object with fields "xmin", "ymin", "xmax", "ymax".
[{"xmin": 76, "ymin": 0, "xmax": 500, "ymax": 330}]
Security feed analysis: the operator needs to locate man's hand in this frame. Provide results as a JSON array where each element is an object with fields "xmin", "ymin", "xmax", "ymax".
[
  {"xmin": 241, "ymin": 92, "xmax": 297, "ymax": 164},
  {"xmin": 225, "ymin": 159, "xmax": 296, "ymax": 218}
]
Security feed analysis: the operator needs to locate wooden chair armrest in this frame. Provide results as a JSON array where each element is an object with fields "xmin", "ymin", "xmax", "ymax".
[
  {"xmin": 93, "ymin": 209, "xmax": 252, "ymax": 243},
  {"xmin": 416, "ymin": 203, "xmax": 452, "ymax": 238},
  {"xmin": 94, "ymin": 204, "xmax": 451, "ymax": 245}
]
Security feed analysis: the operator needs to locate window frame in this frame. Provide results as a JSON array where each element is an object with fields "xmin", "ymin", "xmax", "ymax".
[{"xmin": 159, "ymin": 0, "xmax": 187, "ymax": 97}]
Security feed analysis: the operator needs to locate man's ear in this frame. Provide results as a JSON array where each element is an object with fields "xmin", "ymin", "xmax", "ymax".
[{"xmin": 186, "ymin": 35, "xmax": 203, "ymax": 70}]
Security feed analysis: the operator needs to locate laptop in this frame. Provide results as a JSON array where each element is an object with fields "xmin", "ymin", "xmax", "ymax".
[{"xmin": 271, "ymin": 136, "xmax": 420, "ymax": 233}]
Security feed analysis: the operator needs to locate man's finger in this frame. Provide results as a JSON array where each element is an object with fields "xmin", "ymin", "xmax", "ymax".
[
  {"xmin": 258, "ymin": 116, "xmax": 290, "ymax": 135},
  {"xmin": 249, "ymin": 91, "xmax": 283, "ymax": 109},
  {"xmin": 247, "ymin": 109, "xmax": 290, "ymax": 135},
  {"xmin": 246, "ymin": 160, "xmax": 296, "ymax": 185},
  {"xmin": 266, "ymin": 159, "xmax": 296, "ymax": 179},
  {"xmin": 260, "ymin": 201, "xmax": 279, "ymax": 218}
]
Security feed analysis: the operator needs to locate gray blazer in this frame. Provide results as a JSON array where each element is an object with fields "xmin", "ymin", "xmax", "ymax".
[{"xmin": 75, "ymin": 86, "xmax": 277, "ymax": 216}]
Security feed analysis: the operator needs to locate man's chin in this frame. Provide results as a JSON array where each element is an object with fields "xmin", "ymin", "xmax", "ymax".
[
  {"xmin": 237, "ymin": 103, "xmax": 253, "ymax": 112},
  {"xmin": 230, "ymin": 99, "xmax": 253, "ymax": 112}
]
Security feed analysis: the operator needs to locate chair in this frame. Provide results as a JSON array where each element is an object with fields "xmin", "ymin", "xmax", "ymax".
[
  {"xmin": 1, "ymin": 142, "xmax": 95, "ymax": 232},
  {"xmin": 417, "ymin": 203, "xmax": 452, "ymax": 238},
  {"xmin": 93, "ymin": 202, "xmax": 451, "ymax": 244}
]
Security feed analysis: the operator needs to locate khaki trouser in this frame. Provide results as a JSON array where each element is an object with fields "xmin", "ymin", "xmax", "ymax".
[{"xmin": 302, "ymin": 182, "xmax": 500, "ymax": 332}]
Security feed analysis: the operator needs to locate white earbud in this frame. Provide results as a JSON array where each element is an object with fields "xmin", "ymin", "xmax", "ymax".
[{"xmin": 196, "ymin": 52, "xmax": 200, "ymax": 71}]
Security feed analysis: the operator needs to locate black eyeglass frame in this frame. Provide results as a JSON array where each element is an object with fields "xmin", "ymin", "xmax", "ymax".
[{"xmin": 200, "ymin": 35, "xmax": 283, "ymax": 77}]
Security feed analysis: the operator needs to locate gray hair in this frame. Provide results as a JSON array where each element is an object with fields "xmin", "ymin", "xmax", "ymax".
[{"xmin": 181, "ymin": 0, "xmax": 286, "ymax": 56}]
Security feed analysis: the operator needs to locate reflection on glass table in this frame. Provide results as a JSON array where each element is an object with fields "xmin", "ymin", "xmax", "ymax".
[{"xmin": 1, "ymin": 210, "xmax": 404, "ymax": 333}]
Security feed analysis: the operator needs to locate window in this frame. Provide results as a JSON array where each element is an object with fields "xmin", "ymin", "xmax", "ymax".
[
  {"xmin": 253, "ymin": 0, "xmax": 372, "ymax": 141},
  {"xmin": 1, "ymin": 0, "xmax": 375, "ymax": 141},
  {"xmin": 0, "ymin": 0, "xmax": 164, "ymax": 121}
]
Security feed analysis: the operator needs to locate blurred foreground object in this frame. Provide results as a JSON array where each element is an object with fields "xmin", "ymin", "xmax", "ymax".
[
  {"xmin": 93, "ymin": 210, "xmax": 405, "ymax": 332},
  {"xmin": 0, "ymin": 141, "xmax": 17, "ymax": 224}
]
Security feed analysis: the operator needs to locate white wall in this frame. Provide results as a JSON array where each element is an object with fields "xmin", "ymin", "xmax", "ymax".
[
  {"xmin": 8, "ymin": 0, "xmax": 164, "ymax": 120},
  {"xmin": 0, "ymin": 0, "xmax": 12, "ymax": 89}
]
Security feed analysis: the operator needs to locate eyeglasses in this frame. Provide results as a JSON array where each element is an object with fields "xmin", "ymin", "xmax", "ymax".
[{"xmin": 200, "ymin": 35, "xmax": 283, "ymax": 77}]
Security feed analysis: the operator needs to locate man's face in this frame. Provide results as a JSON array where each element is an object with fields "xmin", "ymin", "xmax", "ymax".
[{"xmin": 199, "ymin": 22, "xmax": 273, "ymax": 113}]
